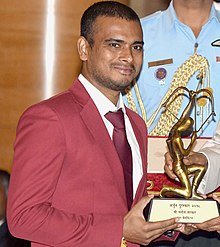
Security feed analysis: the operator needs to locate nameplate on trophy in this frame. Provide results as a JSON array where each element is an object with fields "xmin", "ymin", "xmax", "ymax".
[{"xmin": 147, "ymin": 198, "xmax": 219, "ymax": 223}]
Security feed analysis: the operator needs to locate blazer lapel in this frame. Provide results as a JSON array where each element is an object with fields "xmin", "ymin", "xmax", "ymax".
[
  {"xmin": 69, "ymin": 79, "xmax": 127, "ymax": 204},
  {"xmin": 127, "ymin": 111, "xmax": 148, "ymax": 201}
]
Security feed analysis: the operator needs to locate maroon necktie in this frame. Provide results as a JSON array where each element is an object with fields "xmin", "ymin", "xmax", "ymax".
[{"xmin": 105, "ymin": 109, "xmax": 133, "ymax": 209}]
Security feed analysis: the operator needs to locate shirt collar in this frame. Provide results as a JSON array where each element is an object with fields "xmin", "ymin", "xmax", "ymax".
[
  {"xmin": 209, "ymin": 4, "xmax": 220, "ymax": 23},
  {"xmin": 78, "ymin": 74, "xmax": 126, "ymax": 117},
  {"xmin": 165, "ymin": 0, "xmax": 177, "ymax": 32}
]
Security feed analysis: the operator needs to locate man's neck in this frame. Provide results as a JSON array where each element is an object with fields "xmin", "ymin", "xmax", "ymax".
[{"xmin": 173, "ymin": 0, "xmax": 213, "ymax": 37}]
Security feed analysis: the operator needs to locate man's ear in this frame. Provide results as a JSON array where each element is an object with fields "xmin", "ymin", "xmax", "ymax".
[{"xmin": 77, "ymin": 36, "xmax": 89, "ymax": 61}]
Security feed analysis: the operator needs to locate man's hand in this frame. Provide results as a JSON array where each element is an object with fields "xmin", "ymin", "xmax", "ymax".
[
  {"xmin": 176, "ymin": 223, "xmax": 198, "ymax": 235},
  {"xmin": 183, "ymin": 152, "xmax": 208, "ymax": 167},
  {"xmin": 192, "ymin": 195, "xmax": 220, "ymax": 234},
  {"xmin": 123, "ymin": 196, "xmax": 181, "ymax": 246},
  {"xmin": 164, "ymin": 151, "xmax": 208, "ymax": 180}
]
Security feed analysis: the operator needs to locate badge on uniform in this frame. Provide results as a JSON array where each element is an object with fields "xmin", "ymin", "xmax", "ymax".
[
  {"xmin": 211, "ymin": 39, "xmax": 220, "ymax": 47},
  {"xmin": 155, "ymin": 67, "xmax": 167, "ymax": 85}
]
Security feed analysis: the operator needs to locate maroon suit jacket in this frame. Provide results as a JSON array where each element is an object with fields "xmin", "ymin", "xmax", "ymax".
[
  {"xmin": 7, "ymin": 79, "xmax": 148, "ymax": 247},
  {"xmin": 7, "ymin": 79, "xmax": 175, "ymax": 246}
]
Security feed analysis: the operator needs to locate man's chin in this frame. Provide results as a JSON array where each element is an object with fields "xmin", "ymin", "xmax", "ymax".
[
  {"xmin": 121, "ymin": 78, "xmax": 135, "ymax": 88},
  {"xmin": 120, "ymin": 74, "xmax": 136, "ymax": 84},
  {"xmin": 112, "ymin": 82, "xmax": 133, "ymax": 92}
]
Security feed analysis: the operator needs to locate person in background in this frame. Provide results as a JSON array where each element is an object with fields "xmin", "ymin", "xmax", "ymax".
[
  {"xmin": 6, "ymin": 2, "xmax": 184, "ymax": 247},
  {"xmin": 123, "ymin": 0, "xmax": 220, "ymax": 246},
  {"xmin": 124, "ymin": 0, "xmax": 220, "ymax": 138},
  {"xmin": 0, "ymin": 169, "xmax": 30, "ymax": 247}
]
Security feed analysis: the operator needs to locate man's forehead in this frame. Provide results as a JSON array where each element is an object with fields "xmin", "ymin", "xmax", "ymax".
[
  {"xmin": 93, "ymin": 17, "xmax": 142, "ymax": 38},
  {"xmin": 94, "ymin": 16, "xmax": 141, "ymax": 29}
]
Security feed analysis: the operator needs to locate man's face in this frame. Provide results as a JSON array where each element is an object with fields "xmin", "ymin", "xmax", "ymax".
[
  {"xmin": 0, "ymin": 182, "xmax": 6, "ymax": 220},
  {"xmin": 80, "ymin": 16, "xmax": 143, "ymax": 93}
]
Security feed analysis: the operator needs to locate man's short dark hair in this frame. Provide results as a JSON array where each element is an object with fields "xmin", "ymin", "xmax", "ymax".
[{"xmin": 80, "ymin": 1, "xmax": 140, "ymax": 46}]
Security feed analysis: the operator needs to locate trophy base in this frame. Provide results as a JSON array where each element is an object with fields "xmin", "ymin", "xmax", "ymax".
[{"xmin": 144, "ymin": 198, "xmax": 219, "ymax": 223}]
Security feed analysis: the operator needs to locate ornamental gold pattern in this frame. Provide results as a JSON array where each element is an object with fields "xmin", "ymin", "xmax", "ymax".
[{"xmin": 126, "ymin": 53, "xmax": 210, "ymax": 136}]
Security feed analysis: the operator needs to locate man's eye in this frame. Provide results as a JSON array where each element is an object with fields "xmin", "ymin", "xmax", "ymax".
[
  {"xmin": 133, "ymin": 45, "xmax": 143, "ymax": 51},
  {"xmin": 109, "ymin": 43, "xmax": 120, "ymax": 48}
]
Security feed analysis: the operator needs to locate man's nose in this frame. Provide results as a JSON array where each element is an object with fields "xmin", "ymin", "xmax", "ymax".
[{"xmin": 119, "ymin": 47, "xmax": 134, "ymax": 63}]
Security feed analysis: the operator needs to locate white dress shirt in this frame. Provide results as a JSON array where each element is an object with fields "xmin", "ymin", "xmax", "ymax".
[
  {"xmin": 198, "ymin": 121, "xmax": 220, "ymax": 194},
  {"xmin": 79, "ymin": 74, "xmax": 143, "ymax": 196}
]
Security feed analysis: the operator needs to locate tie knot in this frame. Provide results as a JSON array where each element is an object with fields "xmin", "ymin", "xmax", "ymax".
[{"xmin": 105, "ymin": 109, "xmax": 125, "ymax": 129}]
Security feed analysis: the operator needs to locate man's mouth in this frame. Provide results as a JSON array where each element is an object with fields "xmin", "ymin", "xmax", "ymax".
[{"xmin": 113, "ymin": 65, "xmax": 135, "ymax": 75}]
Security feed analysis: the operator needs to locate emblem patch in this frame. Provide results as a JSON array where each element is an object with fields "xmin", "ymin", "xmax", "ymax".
[
  {"xmin": 155, "ymin": 67, "xmax": 167, "ymax": 80},
  {"xmin": 155, "ymin": 67, "xmax": 167, "ymax": 85}
]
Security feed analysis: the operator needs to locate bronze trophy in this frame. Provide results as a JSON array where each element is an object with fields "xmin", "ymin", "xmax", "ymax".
[
  {"xmin": 147, "ymin": 77, "xmax": 219, "ymax": 223},
  {"xmin": 160, "ymin": 86, "xmax": 214, "ymax": 199}
]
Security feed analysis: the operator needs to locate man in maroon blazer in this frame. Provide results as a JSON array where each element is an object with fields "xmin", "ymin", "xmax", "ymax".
[{"xmin": 7, "ymin": 1, "xmax": 182, "ymax": 246}]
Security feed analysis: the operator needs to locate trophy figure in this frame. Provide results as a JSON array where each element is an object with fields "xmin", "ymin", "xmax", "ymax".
[{"xmin": 160, "ymin": 86, "xmax": 215, "ymax": 199}]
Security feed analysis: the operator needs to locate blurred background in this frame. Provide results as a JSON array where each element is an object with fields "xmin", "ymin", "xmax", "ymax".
[{"xmin": 0, "ymin": 0, "xmax": 171, "ymax": 172}]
